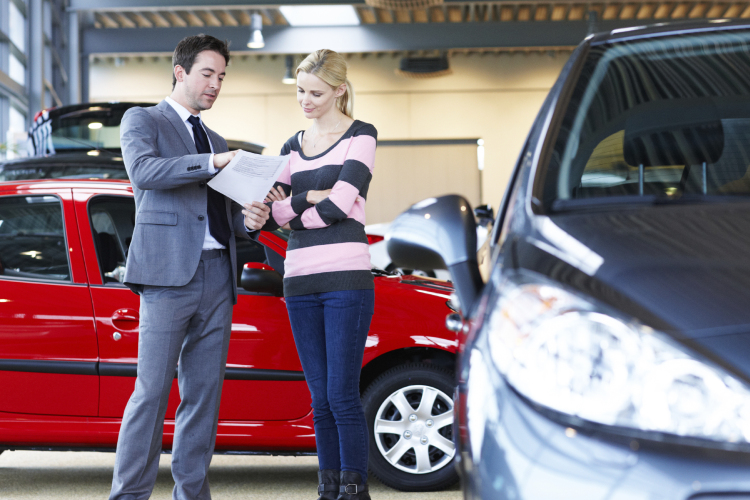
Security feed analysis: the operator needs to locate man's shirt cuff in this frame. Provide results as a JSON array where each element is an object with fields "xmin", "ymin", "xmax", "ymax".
[{"xmin": 208, "ymin": 154, "xmax": 216, "ymax": 175}]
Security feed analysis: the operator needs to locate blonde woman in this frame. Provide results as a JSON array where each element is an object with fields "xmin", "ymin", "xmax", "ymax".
[{"xmin": 264, "ymin": 49, "xmax": 377, "ymax": 500}]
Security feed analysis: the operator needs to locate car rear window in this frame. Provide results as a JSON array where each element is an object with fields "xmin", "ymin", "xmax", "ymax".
[
  {"xmin": 0, "ymin": 195, "xmax": 70, "ymax": 281},
  {"xmin": 539, "ymin": 28, "xmax": 750, "ymax": 211},
  {"xmin": 48, "ymin": 107, "xmax": 128, "ymax": 153}
]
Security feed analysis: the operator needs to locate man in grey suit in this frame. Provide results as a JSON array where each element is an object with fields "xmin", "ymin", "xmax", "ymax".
[{"xmin": 109, "ymin": 35, "xmax": 270, "ymax": 500}]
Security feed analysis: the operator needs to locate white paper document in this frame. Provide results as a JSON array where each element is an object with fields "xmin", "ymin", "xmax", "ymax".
[{"xmin": 208, "ymin": 150, "xmax": 289, "ymax": 206}]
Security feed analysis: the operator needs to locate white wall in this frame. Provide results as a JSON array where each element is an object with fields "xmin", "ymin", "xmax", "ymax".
[{"xmin": 90, "ymin": 51, "xmax": 568, "ymax": 208}]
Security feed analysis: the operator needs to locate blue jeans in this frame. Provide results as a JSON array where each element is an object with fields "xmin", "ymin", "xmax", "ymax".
[{"xmin": 285, "ymin": 289, "xmax": 375, "ymax": 480}]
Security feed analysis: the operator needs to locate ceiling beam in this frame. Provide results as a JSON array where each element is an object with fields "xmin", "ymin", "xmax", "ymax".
[
  {"xmin": 82, "ymin": 19, "xmax": 645, "ymax": 55},
  {"xmin": 69, "ymin": 0, "xmax": 625, "ymax": 9},
  {"xmin": 70, "ymin": 0, "xmax": 368, "ymax": 9}
]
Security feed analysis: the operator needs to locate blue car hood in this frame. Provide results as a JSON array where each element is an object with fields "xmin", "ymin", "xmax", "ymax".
[{"xmin": 532, "ymin": 201, "xmax": 750, "ymax": 377}]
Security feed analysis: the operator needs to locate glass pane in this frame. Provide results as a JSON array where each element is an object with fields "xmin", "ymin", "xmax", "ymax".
[
  {"xmin": 542, "ymin": 30, "xmax": 750, "ymax": 209},
  {"xmin": 88, "ymin": 197, "xmax": 134, "ymax": 284},
  {"xmin": 9, "ymin": 54, "xmax": 25, "ymax": 86},
  {"xmin": 0, "ymin": 195, "xmax": 70, "ymax": 281},
  {"xmin": 9, "ymin": 2, "xmax": 25, "ymax": 53}
]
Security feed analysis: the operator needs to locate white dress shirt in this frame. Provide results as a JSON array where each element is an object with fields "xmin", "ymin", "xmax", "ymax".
[{"xmin": 165, "ymin": 96, "xmax": 225, "ymax": 250}]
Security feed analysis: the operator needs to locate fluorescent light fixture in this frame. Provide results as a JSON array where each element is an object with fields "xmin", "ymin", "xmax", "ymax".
[
  {"xmin": 279, "ymin": 5, "xmax": 360, "ymax": 26},
  {"xmin": 88, "ymin": 122, "xmax": 103, "ymax": 130}
]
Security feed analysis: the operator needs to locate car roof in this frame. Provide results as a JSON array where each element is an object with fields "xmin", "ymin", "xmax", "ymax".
[
  {"xmin": 589, "ymin": 18, "xmax": 750, "ymax": 45},
  {"xmin": 0, "ymin": 152, "xmax": 124, "ymax": 169},
  {"xmin": 0, "ymin": 178, "xmax": 132, "ymax": 192}
]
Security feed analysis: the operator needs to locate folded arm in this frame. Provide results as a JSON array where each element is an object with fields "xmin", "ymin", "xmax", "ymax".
[{"xmin": 289, "ymin": 132, "xmax": 376, "ymax": 230}]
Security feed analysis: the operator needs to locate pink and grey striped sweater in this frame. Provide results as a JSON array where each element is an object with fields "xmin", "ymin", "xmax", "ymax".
[{"xmin": 263, "ymin": 120, "xmax": 377, "ymax": 297}]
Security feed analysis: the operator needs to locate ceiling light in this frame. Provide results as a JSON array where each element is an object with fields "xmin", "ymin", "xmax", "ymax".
[
  {"xmin": 88, "ymin": 122, "xmax": 103, "ymax": 130},
  {"xmin": 282, "ymin": 55, "xmax": 296, "ymax": 85},
  {"xmin": 279, "ymin": 5, "xmax": 360, "ymax": 26},
  {"xmin": 87, "ymin": 150, "xmax": 100, "ymax": 156},
  {"xmin": 247, "ymin": 13, "xmax": 264, "ymax": 49}
]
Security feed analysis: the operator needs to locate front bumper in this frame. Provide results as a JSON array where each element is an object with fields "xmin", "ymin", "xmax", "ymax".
[{"xmin": 457, "ymin": 345, "xmax": 750, "ymax": 500}]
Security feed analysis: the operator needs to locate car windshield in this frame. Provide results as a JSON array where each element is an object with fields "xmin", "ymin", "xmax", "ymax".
[{"xmin": 540, "ymin": 28, "xmax": 750, "ymax": 211}]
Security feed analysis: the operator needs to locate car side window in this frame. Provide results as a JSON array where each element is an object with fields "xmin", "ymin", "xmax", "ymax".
[
  {"xmin": 0, "ymin": 195, "xmax": 70, "ymax": 281},
  {"xmin": 88, "ymin": 196, "xmax": 135, "ymax": 284}
]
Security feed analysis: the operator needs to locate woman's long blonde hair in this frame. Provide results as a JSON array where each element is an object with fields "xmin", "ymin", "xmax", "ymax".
[{"xmin": 297, "ymin": 49, "xmax": 354, "ymax": 118}]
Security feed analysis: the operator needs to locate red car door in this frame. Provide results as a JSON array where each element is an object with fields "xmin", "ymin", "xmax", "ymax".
[
  {"xmin": 72, "ymin": 187, "xmax": 170, "ymax": 418},
  {"xmin": 223, "ymin": 232, "xmax": 311, "ymax": 421},
  {"xmin": 0, "ymin": 185, "xmax": 99, "ymax": 416},
  {"xmin": 74, "ymin": 188, "xmax": 311, "ymax": 421}
]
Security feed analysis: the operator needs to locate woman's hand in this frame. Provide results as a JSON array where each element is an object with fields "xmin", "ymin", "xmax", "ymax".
[
  {"xmin": 281, "ymin": 223, "xmax": 292, "ymax": 230},
  {"xmin": 306, "ymin": 189, "xmax": 332, "ymax": 205},
  {"xmin": 265, "ymin": 186, "xmax": 287, "ymax": 202}
]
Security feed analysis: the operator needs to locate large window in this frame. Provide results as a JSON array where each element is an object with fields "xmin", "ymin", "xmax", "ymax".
[
  {"xmin": 0, "ymin": 195, "xmax": 70, "ymax": 281},
  {"xmin": 539, "ymin": 29, "xmax": 750, "ymax": 211}
]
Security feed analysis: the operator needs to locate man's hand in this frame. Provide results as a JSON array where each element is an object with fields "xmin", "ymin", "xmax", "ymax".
[
  {"xmin": 264, "ymin": 186, "xmax": 287, "ymax": 202},
  {"xmin": 306, "ymin": 189, "xmax": 332, "ymax": 205},
  {"xmin": 213, "ymin": 150, "xmax": 239, "ymax": 169},
  {"xmin": 243, "ymin": 201, "xmax": 271, "ymax": 231}
]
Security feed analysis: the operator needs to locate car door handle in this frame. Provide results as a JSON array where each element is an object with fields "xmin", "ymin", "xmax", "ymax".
[{"xmin": 112, "ymin": 308, "xmax": 139, "ymax": 330}]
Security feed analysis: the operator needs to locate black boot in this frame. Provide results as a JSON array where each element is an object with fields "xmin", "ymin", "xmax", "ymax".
[
  {"xmin": 337, "ymin": 471, "xmax": 370, "ymax": 500},
  {"xmin": 317, "ymin": 469, "xmax": 340, "ymax": 500}
]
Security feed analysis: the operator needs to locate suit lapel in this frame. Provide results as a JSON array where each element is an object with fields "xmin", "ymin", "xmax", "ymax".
[
  {"xmin": 157, "ymin": 100, "xmax": 198, "ymax": 155},
  {"xmin": 204, "ymin": 125, "xmax": 227, "ymax": 154},
  {"xmin": 202, "ymin": 125, "xmax": 233, "ymax": 217},
  {"xmin": 157, "ymin": 101, "xmax": 233, "ymax": 221}
]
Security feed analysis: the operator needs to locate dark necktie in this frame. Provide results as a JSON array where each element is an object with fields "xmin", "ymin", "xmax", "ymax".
[{"xmin": 187, "ymin": 115, "xmax": 230, "ymax": 247}]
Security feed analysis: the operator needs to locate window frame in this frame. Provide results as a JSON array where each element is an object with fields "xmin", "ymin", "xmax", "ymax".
[{"xmin": 0, "ymin": 193, "xmax": 72, "ymax": 284}]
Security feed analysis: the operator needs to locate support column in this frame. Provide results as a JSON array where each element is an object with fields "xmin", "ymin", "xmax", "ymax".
[
  {"xmin": 81, "ymin": 54, "xmax": 89, "ymax": 103},
  {"xmin": 0, "ymin": 0, "xmax": 10, "ymax": 151},
  {"xmin": 68, "ymin": 10, "xmax": 80, "ymax": 104},
  {"xmin": 28, "ymin": 0, "xmax": 44, "ymax": 112}
]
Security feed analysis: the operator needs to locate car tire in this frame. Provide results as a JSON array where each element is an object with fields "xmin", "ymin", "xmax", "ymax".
[{"xmin": 362, "ymin": 363, "xmax": 458, "ymax": 491}]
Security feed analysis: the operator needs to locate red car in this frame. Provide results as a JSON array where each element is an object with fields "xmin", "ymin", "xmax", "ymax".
[{"xmin": 0, "ymin": 176, "xmax": 458, "ymax": 491}]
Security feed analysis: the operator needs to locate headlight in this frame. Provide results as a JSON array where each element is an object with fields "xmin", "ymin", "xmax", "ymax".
[{"xmin": 487, "ymin": 274, "xmax": 750, "ymax": 445}]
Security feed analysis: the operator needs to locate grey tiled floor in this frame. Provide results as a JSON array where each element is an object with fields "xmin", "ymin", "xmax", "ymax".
[{"xmin": 0, "ymin": 451, "xmax": 462, "ymax": 499}]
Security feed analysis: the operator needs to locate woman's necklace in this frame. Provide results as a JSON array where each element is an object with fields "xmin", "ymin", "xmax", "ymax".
[{"xmin": 312, "ymin": 119, "xmax": 342, "ymax": 148}]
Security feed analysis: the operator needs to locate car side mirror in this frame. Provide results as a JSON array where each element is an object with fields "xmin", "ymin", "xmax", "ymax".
[
  {"xmin": 241, "ymin": 263, "xmax": 284, "ymax": 296},
  {"xmin": 386, "ymin": 195, "xmax": 483, "ymax": 316}
]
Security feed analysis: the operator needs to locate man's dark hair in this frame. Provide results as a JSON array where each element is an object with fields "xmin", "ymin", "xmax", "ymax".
[{"xmin": 172, "ymin": 34, "xmax": 230, "ymax": 90}]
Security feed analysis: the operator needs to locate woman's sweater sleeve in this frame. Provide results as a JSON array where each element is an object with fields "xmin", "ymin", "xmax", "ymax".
[{"xmin": 289, "ymin": 124, "xmax": 377, "ymax": 230}]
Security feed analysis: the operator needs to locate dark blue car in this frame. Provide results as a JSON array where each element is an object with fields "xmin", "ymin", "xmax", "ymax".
[{"xmin": 388, "ymin": 20, "xmax": 750, "ymax": 499}]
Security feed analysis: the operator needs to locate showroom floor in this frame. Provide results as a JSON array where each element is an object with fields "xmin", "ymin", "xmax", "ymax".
[{"xmin": 0, "ymin": 451, "xmax": 462, "ymax": 499}]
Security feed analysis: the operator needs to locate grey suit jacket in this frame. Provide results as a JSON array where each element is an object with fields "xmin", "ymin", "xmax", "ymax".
[{"xmin": 121, "ymin": 99, "xmax": 251, "ymax": 303}]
